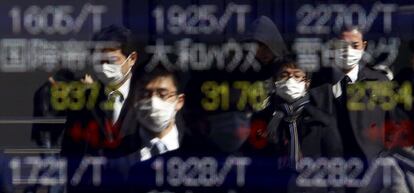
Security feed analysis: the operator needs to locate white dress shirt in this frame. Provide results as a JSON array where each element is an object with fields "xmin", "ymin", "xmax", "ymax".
[
  {"xmin": 333, "ymin": 66, "xmax": 359, "ymax": 98},
  {"xmin": 109, "ymin": 78, "xmax": 130, "ymax": 123},
  {"xmin": 138, "ymin": 125, "xmax": 180, "ymax": 161}
]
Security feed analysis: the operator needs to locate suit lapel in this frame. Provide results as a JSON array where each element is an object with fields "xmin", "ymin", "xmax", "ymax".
[
  {"xmin": 309, "ymin": 84, "xmax": 336, "ymax": 114},
  {"xmin": 347, "ymin": 66, "xmax": 387, "ymax": 161},
  {"xmin": 92, "ymin": 109, "xmax": 114, "ymax": 142},
  {"xmin": 348, "ymin": 66, "xmax": 370, "ymax": 136},
  {"xmin": 117, "ymin": 95, "xmax": 140, "ymax": 138}
]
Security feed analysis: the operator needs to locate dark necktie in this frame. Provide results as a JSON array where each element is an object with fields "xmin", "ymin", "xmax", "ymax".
[
  {"xmin": 150, "ymin": 141, "xmax": 167, "ymax": 156},
  {"xmin": 338, "ymin": 75, "xmax": 351, "ymax": 105}
]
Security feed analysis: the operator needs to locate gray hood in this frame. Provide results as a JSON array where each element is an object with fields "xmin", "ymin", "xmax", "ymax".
[{"xmin": 248, "ymin": 16, "xmax": 289, "ymax": 62}]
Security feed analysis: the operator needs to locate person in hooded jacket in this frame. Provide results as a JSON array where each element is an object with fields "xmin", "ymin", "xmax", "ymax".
[
  {"xmin": 248, "ymin": 16, "xmax": 289, "ymax": 78},
  {"xmin": 181, "ymin": 15, "xmax": 290, "ymax": 157},
  {"xmin": 245, "ymin": 15, "xmax": 290, "ymax": 95}
]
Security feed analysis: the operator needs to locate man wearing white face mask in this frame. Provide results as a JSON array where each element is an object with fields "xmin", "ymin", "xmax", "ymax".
[
  {"xmin": 331, "ymin": 27, "xmax": 388, "ymax": 162},
  {"xmin": 91, "ymin": 27, "xmax": 138, "ymax": 125},
  {"xmin": 61, "ymin": 26, "xmax": 142, "ymax": 193},
  {"xmin": 309, "ymin": 27, "xmax": 391, "ymax": 193},
  {"xmin": 260, "ymin": 61, "xmax": 342, "ymax": 165},
  {"xmin": 132, "ymin": 67, "xmax": 185, "ymax": 161},
  {"xmin": 247, "ymin": 61, "xmax": 342, "ymax": 193}
]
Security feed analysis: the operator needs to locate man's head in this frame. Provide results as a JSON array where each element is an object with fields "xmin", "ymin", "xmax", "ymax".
[
  {"xmin": 134, "ymin": 67, "xmax": 185, "ymax": 137},
  {"xmin": 248, "ymin": 16, "xmax": 289, "ymax": 65},
  {"xmin": 340, "ymin": 26, "xmax": 367, "ymax": 50},
  {"xmin": 334, "ymin": 26, "xmax": 367, "ymax": 72},
  {"xmin": 273, "ymin": 61, "xmax": 309, "ymax": 103},
  {"xmin": 92, "ymin": 25, "xmax": 138, "ymax": 87},
  {"xmin": 256, "ymin": 41, "xmax": 276, "ymax": 65},
  {"xmin": 49, "ymin": 68, "xmax": 75, "ymax": 84}
]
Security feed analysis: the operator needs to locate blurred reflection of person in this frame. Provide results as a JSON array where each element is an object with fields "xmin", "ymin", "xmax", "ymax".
[
  {"xmin": 247, "ymin": 16, "xmax": 289, "ymax": 78},
  {"xmin": 132, "ymin": 67, "xmax": 185, "ymax": 161},
  {"xmin": 32, "ymin": 68, "xmax": 75, "ymax": 148},
  {"xmin": 311, "ymin": 26, "xmax": 388, "ymax": 161},
  {"xmin": 27, "ymin": 68, "xmax": 75, "ymax": 193},
  {"xmin": 248, "ymin": 60, "xmax": 343, "ymax": 193},
  {"xmin": 310, "ymin": 26, "xmax": 392, "ymax": 193},
  {"xmin": 61, "ymin": 25, "xmax": 139, "ymax": 157},
  {"xmin": 60, "ymin": 25, "xmax": 139, "ymax": 193},
  {"xmin": 113, "ymin": 67, "xmax": 186, "ymax": 193}
]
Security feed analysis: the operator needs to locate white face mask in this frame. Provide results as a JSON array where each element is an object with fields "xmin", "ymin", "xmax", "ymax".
[
  {"xmin": 334, "ymin": 45, "xmax": 364, "ymax": 70},
  {"xmin": 94, "ymin": 54, "xmax": 132, "ymax": 85},
  {"xmin": 275, "ymin": 78, "xmax": 307, "ymax": 103},
  {"xmin": 136, "ymin": 96, "xmax": 177, "ymax": 133}
]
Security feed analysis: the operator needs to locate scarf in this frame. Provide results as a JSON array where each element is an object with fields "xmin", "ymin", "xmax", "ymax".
[{"xmin": 267, "ymin": 95, "xmax": 309, "ymax": 169}]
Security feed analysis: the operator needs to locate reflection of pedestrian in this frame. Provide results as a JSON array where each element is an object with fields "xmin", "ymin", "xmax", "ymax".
[
  {"xmin": 246, "ymin": 16, "xmax": 289, "ymax": 80},
  {"xmin": 311, "ymin": 26, "xmax": 389, "ymax": 162},
  {"xmin": 60, "ymin": 25, "xmax": 140, "ymax": 193},
  {"xmin": 309, "ymin": 26, "xmax": 390, "ymax": 193},
  {"xmin": 244, "ymin": 15, "xmax": 290, "ymax": 100},
  {"xmin": 32, "ymin": 68, "xmax": 75, "ymax": 148},
  {"xmin": 132, "ymin": 67, "xmax": 186, "ymax": 161},
  {"xmin": 114, "ymin": 67, "xmax": 187, "ymax": 193},
  {"xmin": 61, "ymin": 25, "xmax": 139, "ymax": 158},
  {"xmin": 249, "ymin": 60, "xmax": 343, "ymax": 193},
  {"xmin": 28, "ymin": 68, "xmax": 75, "ymax": 193}
]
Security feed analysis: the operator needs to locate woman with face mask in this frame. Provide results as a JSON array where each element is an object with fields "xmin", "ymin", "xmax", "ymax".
[{"xmin": 249, "ymin": 60, "xmax": 343, "ymax": 193}]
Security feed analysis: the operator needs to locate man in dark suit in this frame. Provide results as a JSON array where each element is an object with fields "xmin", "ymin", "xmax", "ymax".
[
  {"xmin": 32, "ymin": 68, "xmax": 76, "ymax": 148},
  {"xmin": 309, "ymin": 26, "xmax": 390, "ymax": 192},
  {"xmin": 127, "ymin": 66, "xmax": 186, "ymax": 161},
  {"xmin": 60, "ymin": 25, "xmax": 140, "ymax": 193},
  {"xmin": 103, "ymin": 67, "xmax": 188, "ymax": 192},
  {"xmin": 61, "ymin": 25, "xmax": 139, "ymax": 155}
]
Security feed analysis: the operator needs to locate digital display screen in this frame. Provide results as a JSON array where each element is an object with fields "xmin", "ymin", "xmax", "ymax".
[{"xmin": 0, "ymin": 0, "xmax": 413, "ymax": 193}]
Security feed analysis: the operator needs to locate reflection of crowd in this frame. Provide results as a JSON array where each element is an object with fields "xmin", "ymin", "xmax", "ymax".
[{"xmin": 19, "ymin": 17, "xmax": 414, "ymax": 193}]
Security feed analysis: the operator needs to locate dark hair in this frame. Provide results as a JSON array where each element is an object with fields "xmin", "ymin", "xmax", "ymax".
[
  {"xmin": 129, "ymin": 66, "xmax": 183, "ymax": 101},
  {"xmin": 275, "ymin": 58, "xmax": 300, "ymax": 74},
  {"xmin": 53, "ymin": 68, "xmax": 75, "ymax": 82},
  {"xmin": 274, "ymin": 59, "xmax": 311, "ymax": 81},
  {"xmin": 339, "ymin": 25, "xmax": 364, "ymax": 39},
  {"xmin": 92, "ymin": 25, "xmax": 136, "ymax": 57}
]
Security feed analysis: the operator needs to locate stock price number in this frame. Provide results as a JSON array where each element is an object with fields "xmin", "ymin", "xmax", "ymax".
[
  {"xmin": 296, "ymin": 2, "xmax": 396, "ymax": 35},
  {"xmin": 9, "ymin": 156, "xmax": 107, "ymax": 186},
  {"xmin": 347, "ymin": 81, "xmax": 412, "ymax": 111},
  {"xmin": 297, "ymin": 157, "xmax": 397, "ymax": 188},
  {"xmin": 50, "ymin": 81, "xmax": 116, "ymax": 111},
  {"xmin": 152, "ymin": 156, "xmax": 251, "ymax": 187},
  {"xmin": 10, "ymin": 156, "xmax": 66, "ymax": 186},
  {"xmin": 201, "ymin": 81, "xmax": 267, "ymax": 112},
  {"xmin": 152, "ymin": 4, "xmax": 250, "ymax": 35},
  {"xmin": 8, "ymin": 4, "xmax": 106, "ymax": 35}
]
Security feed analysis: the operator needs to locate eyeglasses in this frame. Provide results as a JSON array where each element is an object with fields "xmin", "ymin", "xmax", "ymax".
[{"xmin": 138, "ymin": 88, "xmax": 178, "ymax": 101}]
